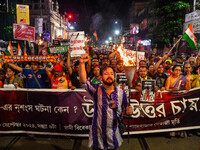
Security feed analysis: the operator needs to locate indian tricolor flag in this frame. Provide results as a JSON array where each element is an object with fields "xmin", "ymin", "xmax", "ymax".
[
  {"xmin": 183, "ymin": 24, "xmax": 197, "ymax": 49},
  {"xmin": 17, "ymin": 43, "xmax": 22, "ymax": 55},
  {"xmin": 93, "ymin": 30, "xmax": 98, "ymax": 40},
  {"xmin": 6, "ymin": 41, "xmax": 13, "ymax": 56},
  {"xmin": 24, "ymin": 49, "xmax": 27, "ymax": 56}
]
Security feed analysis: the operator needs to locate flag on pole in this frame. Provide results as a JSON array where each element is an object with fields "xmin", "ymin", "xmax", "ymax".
[
  {"xmin": 93, "ymin": 30, "xmax": 98, "ymax": 40},
  {"xmin": 6, "ymin": 41, "xmax": 13, "ymax": 56},
  {"xmin": 183, "ymin": 24, "xmax": 197, "ymax": 49},
  {"xmin": 24, "ymin": 49, "xmax": 27, "ymax": 56},
  {"xmin": 17, "ymin": 43, "xmax": 22, "ymax": 55}
]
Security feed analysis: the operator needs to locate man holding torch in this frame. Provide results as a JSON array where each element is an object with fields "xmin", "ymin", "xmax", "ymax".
[{"xmin": 78, "ymin": 53, "xmax": 133, "ymax": 150}]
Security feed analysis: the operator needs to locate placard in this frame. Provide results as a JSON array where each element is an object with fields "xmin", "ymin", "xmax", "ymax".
[
  {"xmin": 48, "ymin": 45, "xmax": 69, "ymax": 54},
  {"xmin": 16, "ymin": 4, "xmax": 29, "ymax": 25},
  {"xmin": 140, "ymin": 80, "xmax": 156, "ymax": 102},
  {"xmin": 69, "ymin": 31, "xmax": 85, "ymax": 57},
  {"xmin": 13, "ymin": 24, "xmax": 35, "ymax": 41}
]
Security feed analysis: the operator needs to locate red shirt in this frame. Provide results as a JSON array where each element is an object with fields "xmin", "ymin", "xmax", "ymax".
[{"xmin": 0, "ymin": 81, "xmax": 3, "ymax": 88}]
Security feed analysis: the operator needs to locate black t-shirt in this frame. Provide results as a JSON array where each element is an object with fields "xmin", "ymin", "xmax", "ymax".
[
  {"xmin": 153, "ymin": 73, "xmax": 167, "ymax": 89},
  {"xmin": 69, "ymin": 71, "xmax": 82, "ymax": 88}
]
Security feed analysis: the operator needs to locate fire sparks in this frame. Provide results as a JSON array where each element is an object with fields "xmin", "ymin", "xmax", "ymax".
[{"xmin": 117, "ymin": 45, "xmax": 136, "ymax": 67}]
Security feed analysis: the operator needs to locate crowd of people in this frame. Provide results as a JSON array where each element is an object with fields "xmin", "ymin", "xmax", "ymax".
[
  {"xmin": 1, "ymin": 46, "xmax": 200, "ymax": 149},
  {"xmin": 0, "ymin": 46, "xmax": 200, "ymax": 92}
]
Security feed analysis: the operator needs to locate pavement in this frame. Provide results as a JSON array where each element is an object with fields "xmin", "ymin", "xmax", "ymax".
[{"xmin": 0, "ymin": 132, "xmax": 200, "ymax": 150}]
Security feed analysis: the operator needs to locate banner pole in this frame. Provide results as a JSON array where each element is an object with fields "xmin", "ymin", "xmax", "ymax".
[{"xmin": 168, "ymin": 36, "xmax": 182, "ymax": 55}]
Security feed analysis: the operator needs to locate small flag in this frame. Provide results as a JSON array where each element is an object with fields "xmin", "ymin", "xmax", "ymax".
[
  {"xmin": 24, "ymin": 49, "xmax": 27, "ymax": 56},
  {"xmin": 6, "ymin": 41, "xmax": 13, "ymax": 56},
  {"xmin": 183, "ymin": 24, "xmax": 197, "ymax": 49},
  {"xmin": 17, "ymin": 43, "xmax": 22, "ymax": 55},
  {"xmin": 93, "ymin": 30, "xmax": 98, "ymax": 40}
]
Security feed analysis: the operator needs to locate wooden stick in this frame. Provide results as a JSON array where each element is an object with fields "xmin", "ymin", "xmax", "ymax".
[{"xmin": 168, "ymin": 36, "xmax": 182, "ymax": 55}]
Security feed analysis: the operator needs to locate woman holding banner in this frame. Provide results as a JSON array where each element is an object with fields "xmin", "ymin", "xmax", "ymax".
[{"xmin": 5, "ymin": 67, "xmax": 24, "ymax": 88}]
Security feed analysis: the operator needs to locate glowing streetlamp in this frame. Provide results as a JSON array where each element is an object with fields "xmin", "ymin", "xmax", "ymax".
[{"xmin": 115, "ymin": 30, "xmax": 120, "ymax": 35}]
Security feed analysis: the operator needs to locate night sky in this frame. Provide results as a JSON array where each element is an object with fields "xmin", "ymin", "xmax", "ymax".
[{"xmin": 57, "ymin": 0, "xmax": 133, "ymax": 41}]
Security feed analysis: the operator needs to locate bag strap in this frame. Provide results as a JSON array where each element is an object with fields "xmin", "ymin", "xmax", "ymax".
[
  {"xmin": 33, "ymin": 73, "xmax": 42, "ymax": 89},
  {"xmin": 104, "ymin": 90, "xmax": 122, "ymax": 122}
]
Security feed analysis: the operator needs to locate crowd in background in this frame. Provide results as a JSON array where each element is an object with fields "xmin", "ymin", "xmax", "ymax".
[{"xmin": 0, "ymin": 46, "xmax": 200, "ymax": 93}]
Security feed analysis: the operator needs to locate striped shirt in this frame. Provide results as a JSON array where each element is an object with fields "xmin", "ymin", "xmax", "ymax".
[{"xmin": 82, "ymin": 80, "xmax": 128, "ymax": 149}]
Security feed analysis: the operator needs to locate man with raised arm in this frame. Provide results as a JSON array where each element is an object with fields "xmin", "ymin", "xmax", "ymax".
[
  {"xmin": 79, "ymin": 54, "xmax": 132, "ymax": 150},
  {"xmin": 7, "ymin": 62, "xmax": 47, "ymax": 88}
]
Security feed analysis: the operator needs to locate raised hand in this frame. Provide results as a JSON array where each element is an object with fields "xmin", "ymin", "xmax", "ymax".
[
  {"xmin": 79, "ymin": 54, "xmax": 89, "ymax": 63},
  {"xmin": 186, "ymin": 74, "xmax": 191, "ymax": 82},
  {"xmin": 163, "ymin": 54, "xmax": 168, "ymax": 60}
]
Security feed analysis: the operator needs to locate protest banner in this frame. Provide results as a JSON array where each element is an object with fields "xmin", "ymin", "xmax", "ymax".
[
  {"xmin": 69, "ymin": 31, "xmax": 85, "ymax": 57},
  {"xmin": 124, "ymin": 48, "xmax": 145, "ymax": 68},
  {"xmin": 16, "ymin": 4, "xmax": 30, "ymax": 25},
  {"xmin": 13, "ymin": 24, "xmax": 35, "ymax": 41},
  {"xmin": 140, "ymin": 80, "xmax": 156, "ymax": 102},
  {"xmin": 48, "ymin": 45, "xmax": 69, "ymax": 54},
  {"xmin": 0, "ymin": 88, "xmax": 200, "ymax": 136},
  {"xmin": 2, "ymin": 55, "xmax": 61, "ymax": 64}
]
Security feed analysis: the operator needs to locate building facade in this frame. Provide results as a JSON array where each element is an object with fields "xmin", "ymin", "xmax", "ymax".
[{"xmin": 26, "ymin": 0, "xmax": 69, "ymax": 42}]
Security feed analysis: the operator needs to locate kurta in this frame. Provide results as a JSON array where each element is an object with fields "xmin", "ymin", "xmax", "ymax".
[{"xmin": 82, "ymin": 80, "xmax": 128, "ymax": 149}]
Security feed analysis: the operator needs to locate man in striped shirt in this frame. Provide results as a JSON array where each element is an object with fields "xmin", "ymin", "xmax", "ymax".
[{"xmin": 79, "ymin": 54, "xmax": 132, "ymax": 150}]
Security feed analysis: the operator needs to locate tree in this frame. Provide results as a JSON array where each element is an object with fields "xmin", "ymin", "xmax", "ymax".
[{"xmin": 147, "ymin": 0, "xmax": 190, "ymax": 49}]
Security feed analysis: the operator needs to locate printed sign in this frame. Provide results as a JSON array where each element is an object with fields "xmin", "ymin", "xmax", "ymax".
[
  {"xmin": 124, "ymin": 49, "xmax": 145, "ymax": 68},
  {"xmin": 115, "ymin": 73, "xmax": 129, "ymax": 96},
  {"xmin": 140, "ymin": 80, "xmax": 156, "ymax": 102},
  {"xmin": 53, "ymin": 40, "xmax": 61, "ymax": 46},
  {"xmin": 16, "ymin": 4, "xmax": 29, "ymax": 25},
  {"xmin": 48, "ymin": 45, "xmax": 69, "ymax": 54},
  {"xmin": 13, "ymin": 24, "xmax": 35, "ymax": 41},
  {"xmin": 185, "ymin": 10, "xmax": 200, "ymax": 22},
  {"xmin": 69, "ymin": 31, "xmax": 85, "ymax": 57}
]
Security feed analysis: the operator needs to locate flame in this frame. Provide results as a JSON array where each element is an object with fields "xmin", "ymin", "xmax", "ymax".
[{"xmin": 117, "ymin": 45, "xmax": 136, "ymax": 67}]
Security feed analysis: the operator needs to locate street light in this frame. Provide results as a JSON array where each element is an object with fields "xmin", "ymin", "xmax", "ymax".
[
  {"xmin": 69, "ymin": 26, "xmax": 75, "ymax": 30},
  {"xmin": 115, "ymin": 30, "xmax": 120, "ymax": 35},
  {"xmin": 109, "ymin": 37, "xmax": 112, "ymax": 41},
  {"xmin": 105, "ymin": 40, "xmax": 109, "ymax": 44},
  {"xmin": 115, "ymin": 21, "xmax": 118, "ymax": 24}
]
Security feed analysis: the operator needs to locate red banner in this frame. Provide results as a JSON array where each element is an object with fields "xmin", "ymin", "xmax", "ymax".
[
  {"xmin": 13, "ymin": 23, "xmax": 35, "ymax": 41},
  {"xmin": 0, "ymin": 88, "xmax": 200, "ymax": 136},
  {"xmin": 3, "ymin": 55, "xmax": 60, "ymax": 64}
]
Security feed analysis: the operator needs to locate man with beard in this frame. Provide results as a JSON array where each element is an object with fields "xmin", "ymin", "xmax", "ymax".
[
  {"xmin": 153, "ymin": 64, "xmax": 167, "ymax": 91},
  {"xmin": 101, "ymin": 56, "xmax": 110, "ymax": 67},
  {"xmin": 115, "ymin": 60, "xmax": 124, "ymax": 73},
  {"xmin": 46, "ymin": 64, "xmax": 73, "ymax": 89},
  {"xmin": 79, "ymin": 54, "xmax": 133, "ymax": 150},
  {"xmin": 131, "ymin": 60, "xmax": 147, "ymax": 88},
  {"xmin": 135, "ymin": 66, "xmax": 152, "ymax": 92},
  {"xmin": 7, "ymin": 62, "xmax": 47, "ymax": 88},
  {"xmin": 163, "ymin": 59, "xmax": 173, "ymax": 77}
]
